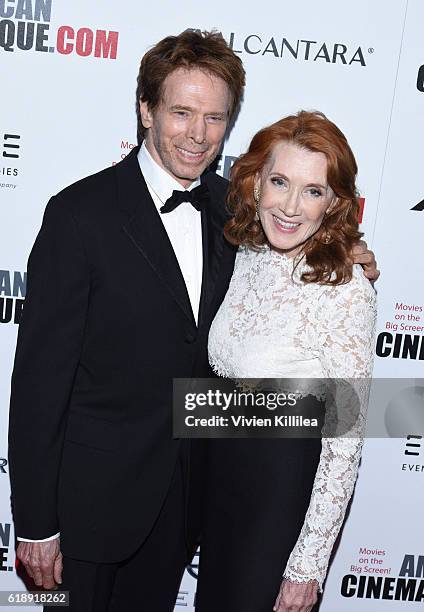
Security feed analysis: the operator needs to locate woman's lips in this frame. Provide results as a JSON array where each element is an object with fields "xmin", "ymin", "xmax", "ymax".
[{"xmin": 272, "ymin": 214, "xmax": 301, "ymax": 233}]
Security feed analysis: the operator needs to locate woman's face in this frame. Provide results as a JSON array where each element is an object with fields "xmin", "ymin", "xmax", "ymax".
[{"xmin": 256, "ymin": 141, "xmax": 335, "ymax": 257}]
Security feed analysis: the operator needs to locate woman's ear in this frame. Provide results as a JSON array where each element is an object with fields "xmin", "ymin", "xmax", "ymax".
[
  {"xmin": 253, "ymin": 179, "xmax": 262, "ymax": 203},
  {"xmin": 254, "ymin": 172, "xmax": 261, "ymax": 192},
  {"xmin": 139, "ymin": 100, "xmax": 153, "ymax": 129},
  {"xmin": 253, "ymin": 173, "xmax": 262, "ymax": 202}
]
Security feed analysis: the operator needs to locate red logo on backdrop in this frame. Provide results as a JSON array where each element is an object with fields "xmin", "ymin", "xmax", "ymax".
[
  {"xmin": 358, "ymin": 197, "xmax": 365, "ymax": 223},
  {"xmin": 0, "ymin": 1, "xmax": 119, "ymax": 60},
  {"xmin": 112, "ymin": 141, "xmax": 137, "ymax": 166},
  {"xmin": 56, "ymin": 26, "xmax": 118, "ymax": 59}
]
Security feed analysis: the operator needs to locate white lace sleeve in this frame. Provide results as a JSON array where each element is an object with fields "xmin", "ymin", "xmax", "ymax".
[{"xmin": 283, "ymin": 271, "xmax": 377, "ymax": 592}]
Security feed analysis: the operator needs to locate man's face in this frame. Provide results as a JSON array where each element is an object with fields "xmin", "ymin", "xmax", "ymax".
[{"xmin": 140, "ymin": 68, "xmax": 231, "ymax": 188}]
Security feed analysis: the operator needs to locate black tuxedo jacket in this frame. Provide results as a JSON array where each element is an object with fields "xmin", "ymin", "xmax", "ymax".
[{"xmin": 8, "ymin": 146, "xmax": 236, "ymax": 562}]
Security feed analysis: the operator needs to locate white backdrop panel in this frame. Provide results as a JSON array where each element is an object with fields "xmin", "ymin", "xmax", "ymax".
[{"xmin": 1, "ymin": 1, "xmax": 423, "ymax": 610}]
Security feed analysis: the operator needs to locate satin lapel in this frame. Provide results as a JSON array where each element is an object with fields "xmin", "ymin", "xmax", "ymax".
[
  {"xmin": 197, "ymin": 195, "xmax": 225, "ymax": 329},
  {"xmin": 116, "ymin": 147, "xmax": 196, "ymax": 327}
]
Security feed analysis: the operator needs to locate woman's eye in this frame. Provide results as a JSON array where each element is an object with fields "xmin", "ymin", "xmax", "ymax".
[
  {"xmin": 271, "ymin": 177, "xmax": 286, "ymax": 187},
  {"xmin": 308, "ymin": 188, "xmax": 322, "ymax": 197}
]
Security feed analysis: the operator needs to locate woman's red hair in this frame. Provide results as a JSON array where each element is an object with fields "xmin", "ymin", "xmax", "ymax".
[{"xmin": 225, "ymin": 111, "xmax": 362, "ymax": 285}]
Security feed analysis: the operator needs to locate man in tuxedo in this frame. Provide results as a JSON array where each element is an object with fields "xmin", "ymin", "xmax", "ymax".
[
  {"xmin": 8, "ymin": 30, "xmax": 245, "ymax": 611},
  {"xmin": 8, "ymin": 29, "xmax": 378, "ymax": 612}
]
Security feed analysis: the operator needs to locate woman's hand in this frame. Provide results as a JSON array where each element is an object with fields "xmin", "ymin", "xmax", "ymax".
[{"xmin": 273, "ymin": 578, "xmax": 319, "ymax": 612}]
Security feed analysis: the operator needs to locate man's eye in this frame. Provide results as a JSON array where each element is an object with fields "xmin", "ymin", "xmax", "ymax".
[
  {"xmin": 208, "ymin": 116, "xmax": 222, "ymax": 122},
  {"xmin": 174, "ymin": 111, "xmax": 188, "ymax": 117}
]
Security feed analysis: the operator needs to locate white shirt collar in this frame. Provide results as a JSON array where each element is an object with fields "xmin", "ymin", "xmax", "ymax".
[{"xmin": 137, "ymin": 141, "xmax": 201, "ymax": 205}]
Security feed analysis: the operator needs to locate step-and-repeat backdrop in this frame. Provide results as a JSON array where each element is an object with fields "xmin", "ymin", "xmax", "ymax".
[{"xmin": 1, "ymin": 0, "xmax": 423, "ymax": 609}]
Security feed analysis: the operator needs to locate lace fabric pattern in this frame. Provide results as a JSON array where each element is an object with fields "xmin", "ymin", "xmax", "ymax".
[{"xmin": 208, "ymin": 245, "xmax": 377, "ymax": 592}]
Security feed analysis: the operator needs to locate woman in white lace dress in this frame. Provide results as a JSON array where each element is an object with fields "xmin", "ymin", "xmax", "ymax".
[{"xmin": 195, "ymin": 111, "xmax": 376, "ymax": 612}]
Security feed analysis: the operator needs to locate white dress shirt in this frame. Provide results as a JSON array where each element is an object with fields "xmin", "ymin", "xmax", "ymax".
[
  {"xmin": 138, "ymin": 142, "xmax": 203, "ymax": 324},
  {"xmin": 17, "ymin": 142, "xmax": 204, "ymax": 543}
]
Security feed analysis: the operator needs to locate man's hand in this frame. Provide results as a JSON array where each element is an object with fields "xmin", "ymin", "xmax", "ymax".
[
  {"xmin": 352, "ymin": 240, "xmax": 380, "ymax": 282},
  {"xmin": 17, "ymin": 539, "xmax": 62, "ymax": 590},
  {"xmin": 273, "ymin": 578, "xmax": 319, "ymax": 612}
]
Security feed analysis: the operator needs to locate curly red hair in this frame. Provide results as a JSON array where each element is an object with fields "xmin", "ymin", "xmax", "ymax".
[{"xmin": 225, "ymin": 111, "xmax": 362, "ymax": 285}]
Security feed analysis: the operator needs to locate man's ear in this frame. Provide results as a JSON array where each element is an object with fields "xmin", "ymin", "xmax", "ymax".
[{"xmin": 139, "ymin": 100, "xmax": 153, "ymax": 129}]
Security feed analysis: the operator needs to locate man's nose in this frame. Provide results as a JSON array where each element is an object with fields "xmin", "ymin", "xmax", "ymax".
[{"xmin": 187, "ymin": 117, "xmax": 206, "ymax": 145}]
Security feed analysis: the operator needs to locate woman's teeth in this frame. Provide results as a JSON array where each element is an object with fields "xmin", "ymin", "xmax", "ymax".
[{"xmin": 273, "ymin": 215, "xmax": 300, "ymax": 229}]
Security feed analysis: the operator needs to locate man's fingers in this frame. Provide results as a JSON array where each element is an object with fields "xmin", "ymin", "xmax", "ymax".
[
  {"xmin": 352, "ymin": 239, "xmax": 367, "ymax": 254},
  {"xmin": 351, "ymin": 239, "xmax": 377, "ymax": 267},
  {"xmin": 273, "ymin": 587, "xmax": 282, "ymax": 611},
  {"xmin": 351, "ymin": 240, "xmax": 380, "ymax": 283},
  {"xmin": 28, "ymin": 561, "xmax": 57, "ymax": 590},
  {"xmin": 362, "ymin": 264, "xmax": 380, "ymax": 281},
  {"xmin": 358, "ymin": 253, "xmax": 374, "ymax": 265},
  {"xmin": 366, "ymin": 268, "xmax": 380, "ymax": 282},
  {"xmin": 17, "ymin": 547, "xmax": 35, "ymax": 581},
  {"xmin": 41, "ymin": 569, "xmax": 57, "ymax": 590},
  {"xmin": 54, "ymin": 553, "xmax": 63, "ymax": 585},
  {"xmin": 16, "ymin": 540, "xmax": 62, "ymax": 589},
  {"xmin": 352, "ymin": 249, "xmax": 375, "ymax": 265},
  {"xmin": 31, "ymin": 567, "xmax": 44, "ymax": 587}
]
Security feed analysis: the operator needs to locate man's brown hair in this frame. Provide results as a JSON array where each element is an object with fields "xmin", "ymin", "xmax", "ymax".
[{"xmin": 136, "ymin": 30, "xmax": 245, "ymax": 143}]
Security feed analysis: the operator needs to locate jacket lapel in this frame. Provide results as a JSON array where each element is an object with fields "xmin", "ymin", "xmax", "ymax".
[
  {"xmin": 197, "ymin": 174, "xmax": 227, "ymax": 329},
  {"xmin": 115, "ymin": 147, "xmax": 196, "ymax": 327}
]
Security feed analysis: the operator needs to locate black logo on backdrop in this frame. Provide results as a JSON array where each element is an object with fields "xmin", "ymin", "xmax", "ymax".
[
  {"xmin": 404, "ymin": 435, "xmax": 422, "ymax": 457},
  {"xmin": 0, "ymin": 458, "xmax": 7, "ymax": 474},
  {"xmin": 175, "ymin": 591, "xmax": 190, "ymax": 607},
  {"xmin": 188, "ymin": 29, "xmax": 369, "ymax": 66},
  {"xmin": 186, "ymin": 549, "xmax": 199, "ymax": 579},
  {"xmin": 2, "ymin": 133, "xmax": 20, "ymax": 158},
  {"xmin": 229, "ymin": 34, "xmax": 367, "ymax": 65},
  {"xmin": 376, "ymin": 333, "xmax": 424, "ymax": 360},
  {"xmin": 417, "ymin": 65, "xmax": 424, "ymax": 92},
  {"xmin": 0, "ymin": 0, "xmax": 119, "ymax": 59},
  {"xmin": 402, "ymin": 435, "xmax": 424, "ymax": 475},
  {"xmin": 1, "ymin": 132, "xmax": 21, "ymax": 187},
  {"xmin": 341, "ymin": 554, "xmax": 424, "ymax": 601},
  {"xmin": 0, "ymin": 270, "xmax": 26, "ymax": 324},
  {"xmin": 411, "ymin": 199, "xmax": 424, "ymax": 211},
  {"xmin": 211, "ymin": 154, "xmax": 237, "ymax": 180},
  {"xmin": 0, "ymin": 523, "xmax": 14, "ymax": 572}
]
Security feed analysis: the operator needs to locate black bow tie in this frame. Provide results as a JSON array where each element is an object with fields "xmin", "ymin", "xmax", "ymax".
[{"xmin": 160, "ymin": 182, "xmax": 209, "ymax": 214}]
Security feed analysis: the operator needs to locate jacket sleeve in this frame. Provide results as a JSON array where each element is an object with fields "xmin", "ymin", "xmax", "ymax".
[{"xmin": 8, "ymin": 195, "xmax": 90, "ymax": 540}]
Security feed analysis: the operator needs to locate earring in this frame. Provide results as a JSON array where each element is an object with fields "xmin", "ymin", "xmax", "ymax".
[
  {"xmin": 253, "ymin": 187, "xmax": 260, "ymax": 221},
  {"xmin": 323, "ymin": 231, "xmax": 332, "ymax": 244}
]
